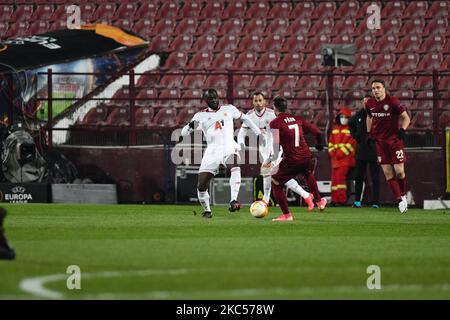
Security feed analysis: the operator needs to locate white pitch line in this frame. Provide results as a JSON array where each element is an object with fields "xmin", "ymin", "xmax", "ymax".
[{"xmin": 19, "ymin": 269, "xmax": 188, "ymax": 299}]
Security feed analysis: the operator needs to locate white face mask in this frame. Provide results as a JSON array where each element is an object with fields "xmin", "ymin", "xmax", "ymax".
[{"xmin": 340, "ymin": 117, "xmax": 349, "ymax": 125}]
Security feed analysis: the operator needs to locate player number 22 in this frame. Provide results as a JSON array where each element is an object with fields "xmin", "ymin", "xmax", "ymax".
[
  {"xmin": 396, "ymin": 150, "xmax": 404, "ymax": 160},
  {"xmin": 288, "ymin": 124, "xmax": 300, "ymax": 147}
]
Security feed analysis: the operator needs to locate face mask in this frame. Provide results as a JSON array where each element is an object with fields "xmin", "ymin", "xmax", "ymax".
[{"xmin": 340, "ymin": 117, "xmax": 349, "ymax": 125}]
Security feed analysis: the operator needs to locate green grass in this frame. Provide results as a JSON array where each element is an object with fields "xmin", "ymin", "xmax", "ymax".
[
  {"xmin": 1, "ymin": 204, "xmax": 450, "ymax": 300},
  {"xmin": 36, "ymin": 92, "xmax": 76, "ymax": 121}
]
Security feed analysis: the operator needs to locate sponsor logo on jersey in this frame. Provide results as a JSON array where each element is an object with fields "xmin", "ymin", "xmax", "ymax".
[{"xmin": 372, "ymin": 112, "xmax": 391, "ymax": 118}]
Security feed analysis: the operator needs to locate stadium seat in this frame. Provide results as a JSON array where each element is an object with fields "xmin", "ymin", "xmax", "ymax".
[
  {"xmin": 259, "ymin": 35, "xmax": 284, "ymax": 52},
  {"xmin": 181, "ymin": 75, "xmax": 207, "ymax": 88},
  {"xmin": 311, "ymin": 2, "xmax": 336, "ymax": 20},
  {"xmin": 391, "ymin": 53, "xmax": 420, "ymax": 72},
  {"xmin": 147, "ymin": 34, "xmax": 171, "ymax": 52},
  {"xmin": 240, "ymin": 18, "xmax": 266, "ymax": 36},
  {"xmin": 372, "ymin": 34, "xmax": 399, "ymax": 53},
  {"xmin": 113, "ymin": 19, "xmax": 134, "ymax": 32},
  {"xmin": 394, "ymin": 34, "xmax": 422, "ymax": 53},
  {"xmin": 177, "ymin": 1, "xmax": 202, "ymax": 20},
  {"xmin": 113, "ymin": 3, "xmax": 138, "ymax": 20},
  {"xmin": 232, "ymin": 52, "xmax": 258, "ymax": 70},
  {"xmin": 191, "ymin": 35, "xmax": 217, "ymax": 52},
  {"xmin": 425, "ymin": 1, "xmax": 449, "ymax": 19},
  {"xmin": 380, "ymin": 1, "xmax": 405, "ymax": 18},
  {"xmin": 303, "ymin": 35, "xmax": 331, "ymax": 53},
  {"xmin": 439, "ymin": 111, "xmax": 450, "ymax": 130},
  {"xmin": 355, "ymin": 34, "xmax": 376, "ymax": 52},
  {"xmin": 264, "ymin": 19, "xmax": 289, "ymax": 35},
  {"xmin": 335, "ymin": 0, "xmax": 359, "ymax": 19},
  {"xmin": 268, "ymin": 2, "xmax": 292, "ymax": 19},
  {"xmin": 218, "ymin": 18, "xmax": 244, "ymax": 36},
  {"xmin": 205, "ymin": 75, "xmax": 228, "ymax": 89},
  {"xmin": 214, "ymin": 35, "xmax": 239, "ymax": 52},
  {"xmin": 423, "ymin": 18, "xmax": 448, "ymax": 36},
  {"xmin": 300, "ymin": 54, "xmax": 324, "ymax": 71},
  {"xmin": 237, "ymin": 35, "xmax": 262, "ymax": 53},
  {"xmin": 0, "ymin": 5, "xmax": 13, "ymax": 22},
  {"xmin": 245, "ymin": 2, "xmax": 270, "ymax": 19},
  {"xmin": 158, "ymin": 89, "xmax": 181, "ymax": 107},
  {"xmin": 158, "ymin": 75, "xmax": 183, "ymax": 88},
  {"xmin": 308, "ymin": 19, "xmax": 334, "ymax": 37},
  {"xmin": 255, "ymin": 52, "xmax": 281, "ymax": 71},
  {"xmin": 374, "ymin": 18, "xmax": 402, "ymax": 37},
  {"xmin": 283, "ymin": 19, "xmax": 310, "ymax": 36},
  {"xmin": 399, "ymin": 18, "xmax": 425, "ymax": 36},
  {"xmin": 82, "ymin": 105, "xmax": 108, "ymax": 125},
  {"xmin": 439, "ymin": 76, "xmax": 450, "ymax": 91},
  {"xmin": 195, "ymin": 19, "xmax": 221, "ymax": 36},
  {"xmin": 222, "ymin": 1, "xmax": 247, "ymax": 19},
  {"xmin": 10, "ymin": 5, "xmax": 34, "ymax": 22},
  {"xmin": 410, "ymin": 111, "xmax": 433, "ymax": 130},
  {"xmin": 211, "ymin": 52, "xmax": 235, "ymax": 69},
  {"xmin": 273, "ymin": 76, "xmax": 299, "ymax": 90},
  {"xmin": 28, "ymin": 21, "xmax": 50, "ymax": 35},
  {"xmin": 390, "ymin": 76, "xmax": 416, "ymax": 90},
  {"xmin": 250, "ymin": 75, "xmax": 275, "ymax": 90},
  {"xmin": 180, "ymin": 89, "xmax": 203, "ymax": 107},
  {"xmin": 394, "ymin": 89, "xmax": 415, "ymax": 106},
  {"xmin": 277, "ymin": 53, "xmax": 304, "ymax": 71},
  {"xmin": 136, "ymin": 88, "xmax": 158, "ymax": 107},
  {"xmin": 410, "ymin": 91, "xmax": 435, "ymax": 110},
  {"xmin": 342, "ymin": 76, "xmax": 368, "ymax": 90},
  {"xmin": 135, "ymin": 107, "xmax": 155, "ymax": 127},
  {"xmin": 161, "ymin": 52, "xmax": 188, "ymax": 70},
  {"xmin": 289, "ymin": 1, "xmax": 315, "ymax": 19},
  {"xmin": 233, "ymin": 88, "xmax": 250, "ymax": 109},
  {"xmin": 419, "ymin": 35, "xmax": 445, "ymax": 53},
  {"xmin": 174, "ymin": 18, "xmax": 199, "ymax": 35},
  {"xmin": 331, "ymin": 19, "xmax": 356, "ymax": 37},
  {"xmin": 176, "ymin": 108, "xmax": 197, "ymax": 126},
  {"xmin": 149, "ymin": 19, "xmax": 175, "ymax": 37},
  {"xmin": 281, "ymin": 35, "xmax": 308, "ymax": 53},
  {"xmin": 233, "ymin": 75, "xmax": 253, "ymax": 89},
  {"xmin": 49, "ymin": 20, "xmax": 66, "ymax": 33},
  {"xmin": 403, "ymin": 1, "xmax": 428, "ymax": 18},
  {"xmin": 342, "ymin": 90, "xmax": 365, "ymax": 109},
  {"xmin": 441, "ymin": 56, "xmax": 450, "ymax": 71},
  {"xmin": 152, "ymin": 107, "xmax": 178, "ymax": 127},
  {"xmin": 156, "ymin": 2, "xmax": 179, "ymax": 20},
  {"xmin": 296, "ymin": 76, "xmax": 322, "ymax": 90},
  {"xmin": 274, "ymin": 89, "xmax": 295, "ymax": 101},
  {"xmin": 93, "ymin": 3, "xmax": 117, "ymax": 22},
  {"xmin": 0, "ymin": 22, "xmax": 9, "ymax": 38},
  {"xmin": 313, "ymin": 110, "xmax": 328, "ymax": 130},
  {"xmin": 199, "ymin": 1, "xmax": 224, "ymax": 20},
  {"xmin": 104, "ymin": 107, "xmax": 130, "ymax": 127},
  {"xmin": 416, "ymin": 53, "xmax": 443, "ymax": 72},
  {"xmin": 352, "ymin": 53, "xmax": 372, "ymax": 72},
  {"xmin": 168, "ymin": 35, "xmax": 194, "ymax": 52},
  {"xmin": 369, "ymin": 53, "xmax": 395, "ymax": 72},
  {"xmin": 414, "ymin": 76, "xmax": 434, "ymax": 90},
  {"xmin": 135, "ymin": 2, "xmax": 158, "ymax": 19},
  {"xmin": 295, "ymin": 90, "xmax": 320, "ymax": 108},
  {"xmin": 332, "ymin": 34, "xmax": 353, "ymax": 45},
  {"xmin": 5, "ymin": 21, "xmax": 29, "ymax": 38}
]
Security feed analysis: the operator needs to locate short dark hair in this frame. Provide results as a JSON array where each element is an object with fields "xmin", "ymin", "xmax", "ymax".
[
  {"xmin": 252, "ymin": 91, "xmax": 265, "ymax": 99},
  {"xmin": 371, "ymin": 79, "xmax": 385, "ymax": 87},
  {"xmin": 273, "ymin": 96, "xmax": 287, "ymax": 112}
]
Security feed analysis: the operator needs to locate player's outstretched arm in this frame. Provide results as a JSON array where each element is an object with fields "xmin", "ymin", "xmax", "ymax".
[
  {"xmin": 237, "ymin": 125, "xmax": 248, "ymax": 150},
  {"xmin": 301, "ymin": 119, "xmax": 324, "ymax": 150},
  {"xmin": 240, "ymin": 113, "xmax": 262, "ymax": 136}
]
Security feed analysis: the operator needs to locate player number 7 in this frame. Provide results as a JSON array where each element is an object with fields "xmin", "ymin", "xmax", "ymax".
[{"xmin": 288, "ymin": 124, "xmax": 300, "ymax": 147}]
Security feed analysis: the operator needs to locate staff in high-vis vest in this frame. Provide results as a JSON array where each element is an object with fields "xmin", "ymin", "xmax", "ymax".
[{"xmin": 328, "ymin": 107, "xmax": 356, "ymax": 206}]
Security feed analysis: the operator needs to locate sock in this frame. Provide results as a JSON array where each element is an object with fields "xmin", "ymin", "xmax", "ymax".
[
  {"xmin": 397, "ymin": 177, "xmax": 406, "ymax": 196},
  {"xmin": 229, "ymin": 167, "xmax": 241, "ymax": 202},
  {"xmin": 197, "ymin": 189, "xmax": 211, "ymax": 212},
  {"xmin": 284, "ymin": 179, "xmax": 310, "ymax": 198},
  {"xmin": 262, "ymin": 175, "xmax": 272, "ymax": 203},
  {"xmin": 387, "ymin": 178, "xmax": 402, "ymax": 201},
  {"xmin": 305, "ymin": 172, "xmax": 322, "ymax": 202},
  {"xmin": 272, "ymin": 182, "xmax": 290, "ymax": 214}
]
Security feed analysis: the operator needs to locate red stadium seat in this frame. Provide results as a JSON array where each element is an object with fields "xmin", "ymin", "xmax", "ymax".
[
  {"xmin": 222, "ymin": 1, "xmax": 247, "ymax": 19},
  {"xmin": 372, "ymin": 34, "xmax": 399, "ymax": 53},
  {"xmin": 414, "ymin": 76, "xmax": 434, "ymax": 90},
  {"xmin": 177, "ymin": 108, "xmax": 198, "ymax": 126},
  {"xmin": 158, "ymin": 89, "xmax": 181, "ymax": 107},
  {"xmin": 419, "ymin": 35, "xmax": 445, "ymax": 53},
  {"xmin": 180, "ymin": 89, "xmax": 203, "ymax": 107},
  {"xmin": 399, "ymin": 18, "xmax": 425, "ymax": 36},
  {"xmin": 156, "ymin": 2, "xmax": 179, "ymax": 20},
  {"xmin": 113, "ymin": 19, "xmax": 134, "ymax": 32},
  {"xmin": 392, "ymin": 53, "xmax": 420, "ymax": 72},
  {"xmin": 296, "ymin": 76, "xmax": 322, "ymax": 90},
  {"xmin": 199, "ymin": 1, "xmax": 224, "ymax": 20},
  {"xmin": 104, "ymin": 107, "xmax": 130, "ymax": 127},
  {"xmin": 82, "ymin": 105, "xmax": 108, "ymax": 125},
  {"xmin": 135, "ymin": 2, "xmax": 159, "ymax": 19},
  {"xmin": 277, "ymin": 53, "xmax": 304, "ymax": 71},
  {"xmin": 10, "ymin": 5, "xmax": 34, "ymax": 22},
  {"xmin": 332, "ymin": 34, "xmax": 354, "ymax": 45},
  {"xmin": 403, "ymin": 1, "xmax": 428, "ymax": 18},
  {"xmin": 233, "ymin": 75, "xmax": 253, "ymax": 89},
  {"xmin": 416, "ymin": 53, "xmax": 443, "ymax": 72},
  {"xmin": 49, "ymin": 20, "xmax": 67, "ymax": 33},
  {"xmin": 369, "ymin": 53, "xmax": 395, "ymax": 72},
  {"xmin": 441, "ymin": 56, "xmax": 450, "ymax": 71},
  {"xmin": 237, "ymin": 35, "xmax": 262, "ymax": 53},
  {"xmin": 308, "ymin": 19, "xmax": 334, "ymax": 37},
  {"xmin": 181, "ymin": 75, "xmax": 206, "ymax": 89},
  {"xmin": 191, "ymin": 35, "xmax": 217, "ymax": 52},
  {"xmin": 394, "ymin": 89, "xmax": 415, "ymax": 106},
  {"xmin": 211, "ymin": 52, "xmax": 235, "ymax": 69},
  {"xmin": 0, "ymin": 5, "xmax": 13, "ymax": 22},
  {"xmin": 289, "ymin": 2, "xmax": 315, "ymax": 19},
  {"xmin": 352, "ymin": 53, "xmax": 373, "ymax": 72},
  {"xmin": 255, "ymin": 52, "xmax": 281, "ymax": 71},
  {"xmin": 250, "ymin": 75, "xmax": 275, "ymax": 90},
  {"xmin": 283, "ymin": 19, "xmax": 310, "ymax": 36},
  {"xmin": 295, "ymin": 90, "xmax": 320, "ymax": 109},
  {"xmin": 245, "ymin": 2, "xmax": 270, "ymax": 19},
  {"xmin": 331, "ymin": 19, "xmax": 356, "ymax": 37},
  {"xmin": 410, "ymin": 111, "xmax": 433, "ymax": 130},
  {"xmin": 233, "ymin": 88, "xmax": 250, "ymax": 109},
  {"xmin": 240, "ymin": 18, "xmax": 266, "ymax": 36},
  {"xmin": 218, "ymin": 18, "xmax": 244, "ymax": 36},
  {"xmin": 275, "ymin": 89, "xmax": 295, "ymax": 101},
  {"xmin": 423, "ymin": 18, "xmax": 448, "ymax": 36},
  {"xmin": 342, "ymin": 90, "xmax": 365, "ymax": 109},
  {"xmin": 311, "ymin": 2, "xmax": 336, "ymax": 20},
  {"xmin": 136, "ymin": 88, "xmax": 158, "ymax": 107},
  {"xmin": 205, "ymin": 75, "xmax": 228, "ymax": 89},
  {"xmin": 300, "ymin": 54, "xmax": 324, "ymax": 71},
  {"xmin": 93, "ymin": 3, "xmax": 117, "ymax": 22},
  {"xmin": 149, "ymin": 19, "xmax": 175, "ymax": 37},
  {"xmin": 0, "ymin": 22, "xmax": 9, "ymax": 38},
  {"xmin": 355, "ymin": 34, "xmax": 376, "ymax": 52},
  {"xmin": 410, "ymin": 91, "xmax": 435, "ymax": 110},
  {"xmin": 264, "ymin": 19, "xmax": 289, "ymax": 35},
  {"xmin": 425, "ymin": 1, "xmax": 449, "ymax": 19},
  {"xmin": 135, "ymin": 107, "xmax": 155, "ymax": 127},
  {"xmin": 273, "ymin": 76, "xmax": 299, "ymax": 90},
  {"xmin": 313, "ymin": 110, "xmax": 328, "ymax": 130},
  {"xmin": 439, "ymin": 76, "xmax": 450, "ymax": 91},
  {"xmin": 303, "ymin": 35, "xmax": 331, "ymax": 53},
  {"xmin": 113, "ymin": 3, "xmax": 138, "ymax": 20},
  {"xmin": 28, "ymin": 20, "xmax": 50, "ymax": 35},
  {"xmin": 259, "ymin": 35, "xmax": 284, "ymax": 52},
  {"xmin": 174, "ymin": 18, "xmax": 199, "ymax": 35},
  {"xmin": 158, "ymin": 75, "xmax": 183, "ymax": 88},
  {"xmin": 162, "ymin": 52, "xmax": 188, "ymax": 70},
  {"xmin": 380, "ymin": 1, "xmax": 405, "ymax": 18},
  {"xmin": 374, "ymin": 18, "xmax": 402, "ymax": 37},
  {"xmin": 177, "ymin": 1, "xmax": 202, "ymax": 19},
  {"xmin": 342, "ymin": 76, "xmax": 368, "ymax": 90},
  {"xmin": 5, "ymin": 21, "xmax": 29, "ymax": 38},
  {"xmin": 195, "ymin": 19, "xmax": 221, "ymax": 36},
  {"xmin": 281, "ymin": 35, "xmax": 308, "ymax": 53},
  {"xmin": 335, "ymin": 0, "xmax": 359, "ymax": 19},
  {"xmin": 152, "ymin": 108, "xmax": 178, "ymax": 127},
  {"xmin": 214, "ymin": 35, "xmax": 239, "ymax": 52},
  {"xmin": 147, "ymin": 34, "xmax": 172, "ymax": 52},
  {"xmin": 390, "ymin": 76, "xmax": 416, "ymax": 90},
  {"xmin": 439, "ymin": 111, "xmax": 450, "ymax": 130},
  {"xmin": 394, "ymin": 34, "xmax": 422, "ymax": 53},
  {"xmin": 168, "ymin": 35, "xmax": 194, "ymax": 52},
  {"xmin": 268, "ymin": 2, "xmax": 292, "ymax": 19}
]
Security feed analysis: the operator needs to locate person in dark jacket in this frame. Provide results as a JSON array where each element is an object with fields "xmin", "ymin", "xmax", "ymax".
[
  {"xmin": 0, "ymin": 207, "xmax": 15, "ymax": 260},
  {"xmin": 348, "ymin": 103, "xmax": 381, "ymax": 208}
]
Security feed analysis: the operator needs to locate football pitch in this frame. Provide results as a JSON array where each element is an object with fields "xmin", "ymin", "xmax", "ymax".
[{"xmin": 1, "ymin": 204, "xmax": 449, "ymax": 300}]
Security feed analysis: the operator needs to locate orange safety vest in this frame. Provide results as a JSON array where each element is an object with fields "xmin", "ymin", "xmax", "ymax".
[{"xmin": 328, "ymin": 124, "xmax": 356, "ymax": 169}]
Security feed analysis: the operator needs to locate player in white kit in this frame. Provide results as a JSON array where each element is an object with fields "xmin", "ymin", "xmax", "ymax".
[
  {"xmin": 237, "ymin": 92, "xmax": 315, "ymax": 210},
  {"xmin": 181, "ymin": 89, "xmax": 263, "ymax": 218}
]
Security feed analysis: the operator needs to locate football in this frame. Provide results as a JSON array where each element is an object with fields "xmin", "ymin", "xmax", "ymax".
[{"xmin": 250, "ymin": 201, "xmax": 268, "ymax": 218}]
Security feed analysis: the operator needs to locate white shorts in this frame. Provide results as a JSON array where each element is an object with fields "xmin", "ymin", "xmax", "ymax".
[{"xmin": 199, "ymin": 146, "xmax": 240, "ymax": 175}]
